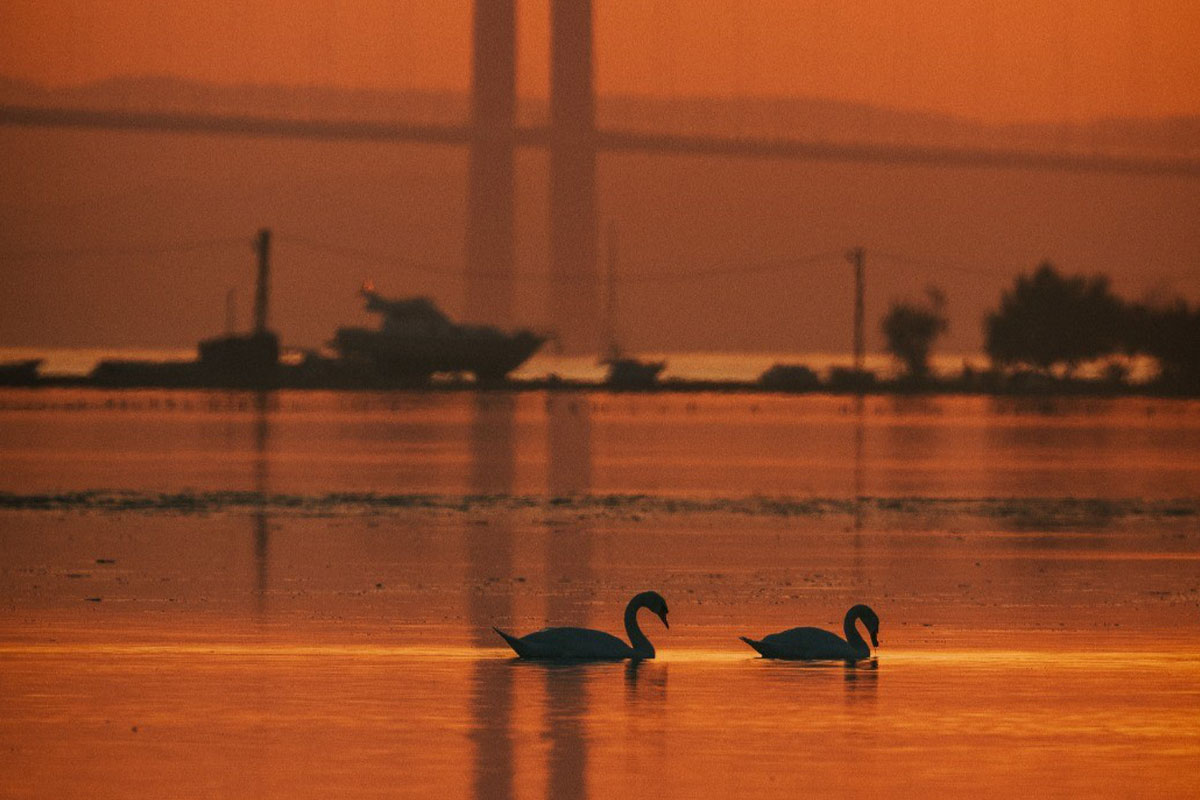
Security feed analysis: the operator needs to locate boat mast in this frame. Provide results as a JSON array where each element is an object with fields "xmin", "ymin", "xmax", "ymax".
[
  {"xmin": 253, "ymin": 228, "xmax": 271, "ymax": 336},
  {"xmin": 846, "ymin": 246, "xmax": 865, "ymax": 377},
  {"xmin": 604, "ymin": 222, "xmax": 620, "ymax": 360}
]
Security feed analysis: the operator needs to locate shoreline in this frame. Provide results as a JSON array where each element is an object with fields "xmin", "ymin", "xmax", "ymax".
[{"xmin": 4, "ymin": 373, "xmax": 1198, "ymax": 398}]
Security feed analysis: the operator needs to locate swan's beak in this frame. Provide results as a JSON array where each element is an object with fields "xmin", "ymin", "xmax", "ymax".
[
  {"xmin": 870, "ymin": 632, "xmax": 880, "ymax": 648},
  {"xmin": 659, "ymin": 611, "xmax": 670, "ymax": 629}
]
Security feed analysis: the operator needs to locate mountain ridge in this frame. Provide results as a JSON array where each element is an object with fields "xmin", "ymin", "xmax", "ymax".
[{"xmin": 3, "ymin": 74, "xmax": 1197, "ymax": 155}]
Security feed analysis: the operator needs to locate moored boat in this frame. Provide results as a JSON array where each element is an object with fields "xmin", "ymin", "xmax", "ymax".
[{"xmin": 330, "ymin": 287, "xmax": 546, "ymax": 383}]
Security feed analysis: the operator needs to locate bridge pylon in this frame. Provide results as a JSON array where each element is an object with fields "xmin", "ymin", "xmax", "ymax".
[
  {"xmin": 549, "ymin": 0, "xmax": 600, "ymax": 353},
  {"xmin": 466, "ymin": 0, "xmax": 517, "ymax": 328}
]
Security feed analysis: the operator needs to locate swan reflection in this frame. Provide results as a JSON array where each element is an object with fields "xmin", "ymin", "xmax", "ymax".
[
  {"xmin": 842, "ymin": 658, "xmax": 879, "ymax": 706},
  {"xmin": 487, "ymin": 658, "xmax": 669, "ymax": 800},
  {"xmin": 624, "ymin": 658, "xmax": 669, "ymax": 703}
]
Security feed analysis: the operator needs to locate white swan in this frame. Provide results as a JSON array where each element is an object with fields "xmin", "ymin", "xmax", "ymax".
[
  {"xmin": 740, "ymin": 604, "xmax": 880, "ymax": 661},
  {"xmin": 494, "ymin": 591, "xmax": 670, "ymax": 660}
]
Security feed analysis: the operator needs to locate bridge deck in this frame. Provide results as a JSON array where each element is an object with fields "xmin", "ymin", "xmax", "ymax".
[{"xmin": 2, "ymin": 103, "xmax": 1196, "ymax": 178}]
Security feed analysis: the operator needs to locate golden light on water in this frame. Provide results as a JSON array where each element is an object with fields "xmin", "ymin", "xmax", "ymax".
[{"xmin": 1, "ymin": 388, "xmax": 1197, "ymax": 796}]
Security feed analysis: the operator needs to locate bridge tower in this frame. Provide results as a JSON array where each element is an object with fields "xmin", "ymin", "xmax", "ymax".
[
  {"xmin": 550, "ymin": 0, "xmax": 600, "ymax": 353},
  {"xmin": 466, "ymin": 0, "xmax": 517, "ymax": 327},
  {"xmin": 467, "ymin": 0, "xmax": 600, "ymax": 349}
]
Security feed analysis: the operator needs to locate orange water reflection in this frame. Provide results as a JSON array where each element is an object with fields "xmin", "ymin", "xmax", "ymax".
[
  {"xmin": 1, "ymin": 646, "xmax": 1196, "ymax": 799},
  {"xmin": 1, "ymin": 390, "xmax": 1196, "ymax": 498},
  {"xmin": 2, "ymin": 389, "xmax": 1199, "ymax": 797}
]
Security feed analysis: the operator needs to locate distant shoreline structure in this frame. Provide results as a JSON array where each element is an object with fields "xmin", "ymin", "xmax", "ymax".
[
  {"xmin": 0, "ymin": 347, "xmax": 1186, "ymax": 397},
  {"xmin": 0, "ymin": 348, "xmax": 1154, "ymax": 379}
]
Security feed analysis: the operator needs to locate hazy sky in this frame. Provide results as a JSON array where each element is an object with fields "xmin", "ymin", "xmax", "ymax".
[
  {"xmin": 2, "ymin": 0, "xmax": 1199, "ymax": 122},
  {"xmin": 2, "ymin": 1, "xmax": 1198, "ymax": 354}
]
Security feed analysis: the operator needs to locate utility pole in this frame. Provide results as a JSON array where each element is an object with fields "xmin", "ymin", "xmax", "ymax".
[
  {"xmin": 252, "ymin": 228, "xmax": 271, "ymax": 336},
  {"xmin": 846, "ymin": 247, "xmax": 865, "ymax": 375}
]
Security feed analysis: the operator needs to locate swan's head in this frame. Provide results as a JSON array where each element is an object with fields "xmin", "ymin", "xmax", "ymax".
[
  {"xmin": 850, "ymin": 604, "xmax": 880, "ymax": 648},
  {"xmin": 635, "ymin": 591, "xmax": 670, "ymax": 629}
]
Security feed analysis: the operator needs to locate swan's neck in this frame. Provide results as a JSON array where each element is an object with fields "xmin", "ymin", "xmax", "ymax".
[
  {"xmin": 843, "ymin": 611, "xmax": 870, "ymax": 659},
  {"xmin": 625, "ymin": 600, "xmax": 654, "ymax": 658}
]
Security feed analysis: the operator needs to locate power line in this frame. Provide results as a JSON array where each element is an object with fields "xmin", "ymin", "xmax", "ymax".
[
  {"xmin": 7, "ymin": 232, "xmax": 1191, "ymax": 288},
  {"xmin": 0, "ymin": 238, "xmax": 248, "ymax": 261},
  {"xmin": 874, "ymin": 249, "xmax": 1200, "ymax": 283},
  {"xmin": 0, "ymin": 230, "xmax": 838, "ymax": 283},
  {"xmin": 871, "ymin": 250, "xmax": 1024, "ymax": 279},
  {"xmin": 277, "ymin": 233, "xmax": 462, "ymax": 279},
  {"xmin": 626, "ymin": 251, "xmax": 844, "ymax": 283},
  {"xmin": 279, "ymin": 232, "xmax": 843, "ymax": 284}
]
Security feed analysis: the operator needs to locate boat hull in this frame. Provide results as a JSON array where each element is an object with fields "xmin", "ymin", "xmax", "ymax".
[{"xmin": 332, "ymin": 328, "xmax": 545, "ymax": 382}]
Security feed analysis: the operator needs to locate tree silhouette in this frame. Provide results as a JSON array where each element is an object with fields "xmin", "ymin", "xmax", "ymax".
[
  {"xmin": 1124, "ymin": 297, "xmax": 1200, "ymax": 390},
  {"xmin": 882, "ymin": 287, "xmax": 948, "ymax": 381},
  {"xmin": 985, "ymin": 262, "xmax": 1122, "ymax": 372}
]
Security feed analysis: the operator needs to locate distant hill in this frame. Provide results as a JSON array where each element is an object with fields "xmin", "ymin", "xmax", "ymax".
[
  {"xmin": 2, "ymin": 75, "xmax": 1198, "ymax": 355},
  {"xmin": 5, "ymin": 75, "xmax": 1198, "ymax": 155}
]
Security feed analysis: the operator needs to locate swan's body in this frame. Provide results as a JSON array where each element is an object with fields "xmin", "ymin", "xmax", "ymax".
[
  {"xmin": 741, "ymin": 604, "xmax": 880, "ymax": 661},
  {"xmin": 494, "ymin": 591, "xmax": 669, "ymax": 660}
]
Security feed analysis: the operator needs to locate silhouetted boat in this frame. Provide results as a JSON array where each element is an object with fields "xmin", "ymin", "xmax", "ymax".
[
  {"xmin": 604, "ymin": 355, "xmax": 666, "ymax": 389},
  {"xmin": 192, "ymin": 228, "xmax": 281, "ymax": 387},
  {"xmin": 759, "ymin": 363, "xmax": 819, "ymax": 391},
  {"xmin": 0, "ymin": 358, "xmax": 42, "ymax": 385},
  {"xmin": 196, "ymin": 331, "xmax": 280, "ymax": 386},
  {"xmin": 330, "ymin": 287, "xmax": 545, "ymax": 383},
  {"xmin": 600, "ymin": 225, "xmax": 665, "ymax": 389}
]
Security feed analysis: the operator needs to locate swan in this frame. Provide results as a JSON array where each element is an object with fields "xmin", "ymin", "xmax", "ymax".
[
  {"xmin": 493, "ymin": 591, "xmax": 670, "ymax": 660},
  {"xmin": 740, "ymin": 604, "xmax": 880, "ymax": 661}
]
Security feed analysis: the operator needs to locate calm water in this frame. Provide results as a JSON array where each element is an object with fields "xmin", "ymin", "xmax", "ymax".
[{"xmin": 1, "ymin": 389, "xmax": 1198, "ymax": 798}]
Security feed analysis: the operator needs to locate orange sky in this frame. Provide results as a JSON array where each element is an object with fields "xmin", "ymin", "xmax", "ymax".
[{"xmin": 2, "ymin": 0, "xmax": 1198, "ymax": 122}]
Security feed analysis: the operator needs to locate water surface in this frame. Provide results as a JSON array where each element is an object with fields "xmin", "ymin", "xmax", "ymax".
[{"xmin": 1, "ymin": 389, "xmax": 1197, "ymax": 798}]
